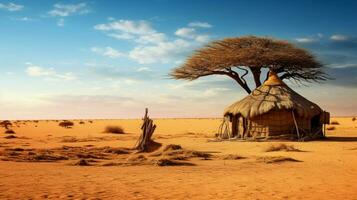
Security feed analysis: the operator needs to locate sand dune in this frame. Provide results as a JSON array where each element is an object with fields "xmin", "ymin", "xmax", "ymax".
[{"xmin": 1, "ymin": 117, "xmax": 357, "ymax": 199}]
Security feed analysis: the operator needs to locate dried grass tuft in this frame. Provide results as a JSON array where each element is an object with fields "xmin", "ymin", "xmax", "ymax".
[
  {"xmin": 326, "ymin": 126, "xmax": 336, "ymax": 130},
  {"xmin": 330, "ymin": 121, "xmax": 340, "ymax": 125},
  {"xmin": 104, "ymin": 126, "xmax": 125, "ymax": 134},
  {"xmin": 4, "ymin": 129, "xmax": 15, "ymax": 134},
  {"xmin": 264, "ymin": 144, "xmax": 302, "ymax": 152},
  {"xmin": 257, "ymin": 156, "xmax": 301, "ymax": 163}
]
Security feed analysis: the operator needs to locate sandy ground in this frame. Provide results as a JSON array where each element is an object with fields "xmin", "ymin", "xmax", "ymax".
[{"xmin": 1, "ymin": 117, "xmax": 357, "ymax": 200}]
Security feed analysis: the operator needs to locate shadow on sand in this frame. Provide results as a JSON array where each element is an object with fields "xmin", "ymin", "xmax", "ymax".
[{"xmin": 323, "ymin": 136, "xmax": 357, "ymax": 142}]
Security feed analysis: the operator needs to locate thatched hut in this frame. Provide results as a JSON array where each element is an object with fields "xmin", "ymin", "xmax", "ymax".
[{"xmin": 224, "ymin": 71, "xmax": 330, "ymax": 140}]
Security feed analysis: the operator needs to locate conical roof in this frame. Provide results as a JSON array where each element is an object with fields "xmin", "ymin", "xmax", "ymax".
[{"xmin": 224, "ymin": 72, "xmax": 322, "ymax": 119}]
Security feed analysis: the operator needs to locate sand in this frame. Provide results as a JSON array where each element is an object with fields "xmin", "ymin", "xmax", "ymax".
[{"xmin": 1, "ymin": 117, "xmax": 357, "ymax": 199}]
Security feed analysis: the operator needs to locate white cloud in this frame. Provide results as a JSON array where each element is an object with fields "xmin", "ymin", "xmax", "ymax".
[
  {"xmin": 135, "ymin": 32, "xmax": 166, "ymax": 44},
  {"xmin": 175, "ymin": 27, "xmax": 196, "ymax": 39},
  {"xmin": 136, "ymin": 67, "xmax": 152, "ymax": 72},
  {"xmin": 57, "ymin": 18, "xmax": 65, "ymax": 27},
  {"xmin": 91, "ymin": 47, "xmax": 125, "ymax": 58},
  {"xmin": 48, "ymin": 3, "xmax": 89, "ymax": 17},
  {"xmin": 295, "ymin": 37, "xmax": 316, "ymax": 43},
  {"xmin": 175, "ymin": 27, "xmax": 211, "ymax": 43},
  {"xmin": 25, "ymin": 63, "xmax": 76, "ymax": 81},
  {"xmin": 94, "ymin": 19, "xmax": 155, "ymax": 35},
  {"xmin": 201, "ymin": 87, "xmax": 230, "ymax": 98},
  {"xmin": 330, "ymin": 34, "xmax": 348, "ymax": 41},
  {"xmin": 95, "ymin": 19, "xmax": 168, "ymax": 45},
  {"xmin": 188, "ymin": 21, "xmax": 212, "ymax": 28},
  {"xmin": 0, "ymin": 2, "xmax": 23, "ymax": 11},
  {"xmin": 128, "ymin": 39, "xmax": 192, "ymax": 64},
  {"xmin": 195, "ymin": 35, "xmax": 210, "ymax": 43},
  {"xmin": 94, "ymin": 19, "xmax": 213, "ymax": 64}
]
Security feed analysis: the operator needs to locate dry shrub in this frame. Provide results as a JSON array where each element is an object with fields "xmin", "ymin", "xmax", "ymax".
[
  {"xmin": 79, "ymin": 121, "xmax": 85, "ymax": 125},
  {"xmin": 4, "ymin": 129, "xmax": 15, "ymax": 134},
  {"xmin": 163, "ymin": 144, "xmax": 182, "ymax": 151},
  {"xmin": 60, "ymin": 136, "xmax": 78, "ymax": 143},
  {"xmin": 221, "ymin": 154, "xmax": 246, "ymax": 160},
  {"xmin": 154, "ymin": 158, "xmax": 195, "ymax": 166},
  {"xmin": 4, "ymin": 135, "xmax": 16, "ymax": 139},
  {"xmin": 104, "ymin": 126, "xmax": 124, "ymax": 134},
  {"xmin": 330, "ymin": 121, "xmax": 340, "ymax": 125},
  {"xmin": 0, "ymin": 120, "xmax": 12, "ymax": 129},
  {"xmin": 59, "ymin": 121, "xmax": 74, "ymax": 128},
  {"xmin": 352, "ymin": 117, "xmax": 356, "ymax": 121},
  {"xmin": 257, "ymin": 156, "xmax": 301, "ymax": 164},
  {"xmin": 31, "ymin": 153, "xmax": 68, "ymax": 162},
  {"xmin": 72, "ymin": 159, "xmax": 91, "ymax": 166},
  {"xmin": 264, "ymin": 144, "xmax": 302, "ymax": 152},
  {"xmin": 103, "ymin": 147, "xmax": 130, "ymax": 154},
  {"xmin": 156, "ymin": 144, "xmax": 212, "ymax": 161},
  {"xmin": 326, "ymin": 126, "xmax": 336, "ymax": 130}
]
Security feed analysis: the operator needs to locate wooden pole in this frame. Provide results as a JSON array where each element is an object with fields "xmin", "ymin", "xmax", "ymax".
[{"xmin": 291, "ymin": 110, "xmax": 300, "ymax": 139}]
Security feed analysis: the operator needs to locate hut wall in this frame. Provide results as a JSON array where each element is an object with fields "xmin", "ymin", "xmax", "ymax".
[{"xmin": 246, "ymin": 109, "xmax": 311, "ymax": 137}]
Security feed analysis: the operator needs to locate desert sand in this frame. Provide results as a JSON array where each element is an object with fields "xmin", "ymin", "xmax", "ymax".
[{"xmin": 1, "ymin": 117, "xmax": 357, "ymax": 200}]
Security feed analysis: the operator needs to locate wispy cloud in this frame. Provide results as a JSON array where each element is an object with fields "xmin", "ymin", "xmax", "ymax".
[
  {"xmin": 0, "ymin": 2, "xmax": 23, "ymax": 11},
  {"xmin": 48, "ymin": 3, "xmax": 90, "ymax": 27},
  {"xmin": 25, "ymin": 63, "xmax": 76, "ymax": 81},
  {"xmin": 128, "ymin": 39, "xmax": 193, "ymax": 64},
  {"xmin": 90, "ymin": 47, "xmax": 125, "ymax": 58},
  {"xmin": 48, "ymin": 3, "xmax": 89, "ymax": 17},
  {"xmin": 94, "ymin": 19, "xmax": 213, "ymax": 64},
  {"xmin": 188, "ymin": 21, "xmax": 212, "ymax": 28},
  {"xmin": 94, "ymin": 19, "xmax": 166, "ymax": 44},
  {"xmin": 330, "ymin": 34, "xmax": 349, "ymax": 41},
  {"xmin": 175, "ymin": 27, "xmax": 196, "ymax": 39},
  {"xmin": 295, "ymin": 37, "xmax": 317, "ymax": 43},
  {"xmin": 175, "ymin": 24, "xmax": 211, "ymax": 43},
  {"xmin": 57, "ymin": 18, "xmax": 64, "ymax": 26}
]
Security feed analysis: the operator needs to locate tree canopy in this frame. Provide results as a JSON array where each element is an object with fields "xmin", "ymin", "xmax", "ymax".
[{"xmin": 170, "ymin": 36, "xmax": 328, "ymax": 94}]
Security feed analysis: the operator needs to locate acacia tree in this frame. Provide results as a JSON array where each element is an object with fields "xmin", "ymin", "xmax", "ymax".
[{"xmin": 170, "ymin": 36, "xmax": 328, "ymax": 94}]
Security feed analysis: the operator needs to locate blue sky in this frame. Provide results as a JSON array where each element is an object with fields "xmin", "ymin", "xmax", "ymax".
[{"xmin": 0, "ymin": 0, "xmax": 356, "ymax": 119}]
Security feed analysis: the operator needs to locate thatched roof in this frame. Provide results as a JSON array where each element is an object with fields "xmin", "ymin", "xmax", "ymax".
[{"xmin": 224, "ymin": 72, "xmax": 322, "ymax": 119}]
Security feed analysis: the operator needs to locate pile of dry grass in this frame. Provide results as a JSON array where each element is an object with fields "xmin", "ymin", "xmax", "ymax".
[
  {"xmin": 264, "ymin": 144, "xmax": 302, "ymax": 152},
  {"xmin": 151, "ymin": 144, "xmax": 212, "ymax": 161},
  {"xmin": 4, "ymin": 135, "xmax": 16, "ymax": 139},
  {"xmin": 72, "ymin": 159, "xmax": 92, "ymax": 166},
  {"xmin": 104, "ymin": 126, "xmax": 125, "ymax": 134},
  {"xmin": 330, "ymin": 121, "xmax": 340, "ymax": 125},
  {"xmin": 4, "ymin": 129, "xmax": 15, "ymax": 134},
  {"xmin": 257, "ymin": 156, "xmax": 301, "ymax": 164},
  {"xmin": 221, "ymin": 154, "xmax": 246, "ymax": 160},
  {"xmin": 59, "ymin": 121, "xmax": 74, "ymax": 128},
  {"xmin": 327, "ymin": 126, "xmax": 336, "ymax": 130}
]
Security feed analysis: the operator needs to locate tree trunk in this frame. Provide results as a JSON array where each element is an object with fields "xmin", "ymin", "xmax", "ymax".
[
  {"xmin": 134, "ymin": 108, "xmax": 157, "ymax": 152},
  {"xmin": 250, "ymin": 67, "xmax": 262, "ymax": 87}
]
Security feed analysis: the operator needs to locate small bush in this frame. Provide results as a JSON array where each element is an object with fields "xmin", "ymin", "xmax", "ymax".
[
  {"xmin": 330, "ymin": 121, "xmax": 340, "ymax": 125},
  {"xmin": 4, "ymin": 135, "xmax": 16, "ymax": 139},
  {"xmin": 327, "ymin": 126, "xmax": 336, "ymax": 130},
  {"xmin": 79, "ymin": 121, "xmax": 85, "ymax": 125},
  {"xmin": 0, "ymin": 120, "xmax": 12, "ymax": 129},
  {"xmin": 4, "ymin": 129, "xmax": 15, "ymax": 134},
  {"xmin": 265, "ymin": 144, "xmax": 302, "ymax": 152},
  {"xmin": 59, "ymin": 121, "xmax": 74, "ymax": 128},
  {"xmin": 104, "ymin": 126, "xmax": 125, "ymax": 134},
  {"xmin": 352, "ymin": 117, "xmax": 356, "ymax": 121}
]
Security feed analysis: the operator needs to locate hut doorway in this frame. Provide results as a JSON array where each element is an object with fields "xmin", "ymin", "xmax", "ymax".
[{"xmin": 311, "ymin": 115, "xmax": 320, "ymax": 131}]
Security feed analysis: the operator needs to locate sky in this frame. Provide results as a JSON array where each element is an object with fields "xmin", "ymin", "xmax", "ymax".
[{"xmin": 0, "ymin": 0, "xmax": 357, "ymax": 119}]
